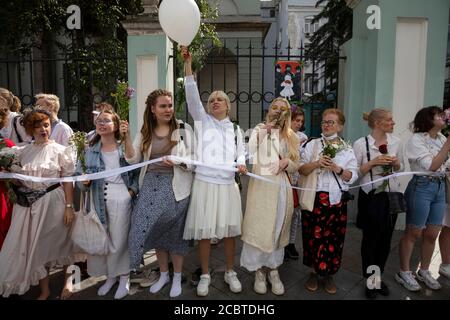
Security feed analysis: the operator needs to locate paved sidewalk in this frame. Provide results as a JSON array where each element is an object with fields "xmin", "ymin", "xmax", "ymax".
[{"xmin": 17, "ymin": 224, "xmax": 450, "ymax": 300}]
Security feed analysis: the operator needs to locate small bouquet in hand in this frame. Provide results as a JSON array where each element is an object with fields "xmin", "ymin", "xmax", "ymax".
[
  {"xmin": 375, "ymin": 144, "xmax": 392, "ymax": 193},
  {"xmin": 0, "ymin": 141, "xmax": 21, "ymax": 202},
  {"xmin": 69, "ymin": 131, "xmax": 87, "ymax": 174},
  {"xmin": 322, "ymin": 139, "xmax": 350, "ymax": 158},
  {"xmin": 112, "ymin": 80, "xmax": 135, "ymax": 121}
]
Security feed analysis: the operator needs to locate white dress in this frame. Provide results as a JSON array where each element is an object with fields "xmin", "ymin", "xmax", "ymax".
[
  {"xmin": 0, "ymin": 141, "xmax": 85, "ymax": 297},
  {"xmin": 240, "ymin": 178, "xmax": 287, "ymax": 271}
]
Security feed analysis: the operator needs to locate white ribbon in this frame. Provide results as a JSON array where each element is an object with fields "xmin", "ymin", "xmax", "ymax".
[{"xmin": 0, "ymin": 155, "xmax": 445, "ymax": 192}]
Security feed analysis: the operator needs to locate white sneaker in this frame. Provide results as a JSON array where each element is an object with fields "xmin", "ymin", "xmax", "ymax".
[
  {"xmin": 395, "ymin": 271, "xmax": 421, "ymax": 291},
  {"xmin": 416, "ymin": 269, "xmax": 441, "ymax": 290},
  {"xmin": 267, "ymin": 269, "xmax": 284, "ymax": 295},
  {"xmin": 224, "ymin": 270, "xmax": 242, "ymax": 293},
  {"xmin": 438, "ymin": 264, "xmax": 450, "ymax": 279},
  {"xmin": 196, "ymin": 274, "xmax": 211, "ymax": 297},
  {"xmin": 254, "ymin": 269, "xmax": 267, "ymax": 294}
]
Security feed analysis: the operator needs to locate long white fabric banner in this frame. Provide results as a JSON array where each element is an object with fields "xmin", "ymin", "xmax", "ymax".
[{"xmin": 0, "ymin": 155, "xmax": 444, "ymax": 192}]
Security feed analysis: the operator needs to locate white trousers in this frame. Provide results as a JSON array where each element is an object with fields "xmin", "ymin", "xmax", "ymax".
[{"xmin": 87, "ymin": 183, "xmax": 132, "ymax": 278}]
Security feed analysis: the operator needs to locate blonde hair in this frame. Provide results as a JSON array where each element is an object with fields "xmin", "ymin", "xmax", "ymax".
[
  {"xmin": 207, "ymin": 91, "xmax": 231, "ymax": 115},
  {"xmin": 0, "ymin": 88, "xmax": 21, "ymax": 112},
  {"xmin": 362, "ymin": 108, "xmax": 391, "ymax": 129},
  {"xmin": 266, "ymin": 97, "xmax": 299, "ymax": 162},
  {"xmin": 35, "ymin": 93, "xmax": 60, "ymax": 114}
]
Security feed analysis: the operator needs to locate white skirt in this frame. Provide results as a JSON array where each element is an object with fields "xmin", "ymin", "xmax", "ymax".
[
  {"xmin": 87, "ymin": 183, "xmax": 132, "ymax": 278},
  {"xmin": 240, "ymin": 178, "xmax": 287, "ymax": 271},
  {"xmin": 183, "ymin": 179, "xmax": 242, "ymax": 240}
]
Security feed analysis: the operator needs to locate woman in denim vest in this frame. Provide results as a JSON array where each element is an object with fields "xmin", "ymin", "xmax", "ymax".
[
  {"xmin": 395, "ymin": 106, "xmax": 449, "ymax": 292},
  {"xmin": 75, "ymin": 108, "xmax": 139, "ymax": 299}
]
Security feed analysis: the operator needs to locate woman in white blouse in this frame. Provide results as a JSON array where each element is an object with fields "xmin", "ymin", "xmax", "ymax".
[
  {"xmin": 298, "ymin": 108, "xmax": 358, "ymax": 295},
  {"xmin": 396, "ymin": 106, "xmax": 450, "ymax": 292},
  {"xmin": 353, "ymin": 109, "xmax": 403, "ymax": 298}
]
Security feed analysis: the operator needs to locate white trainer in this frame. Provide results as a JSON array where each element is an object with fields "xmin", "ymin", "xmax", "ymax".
[
  {"xmin": 196, "ymin": 274, "xmax": 211, "ymax": 297},
  {"xmin": 267, "ymin": 269, "xmax": 285, "ymax": 295},
  {"xmin": 394, "ymin": 271, "xmax": 421, "ymax": 292},
  {"xmin": 438, "ymin": 264, "xmax": 450, "ymax": 279},
  {"xmin": 254, "ymin": 269, "xmax": 267, "ymax": 294},
  {"xmin": 224, "ymin": 270, "xmax": 242, "ymax": 293},
  {"xmin": 416, "ymin": 269, "xmax": 441, "ymax": 290}
]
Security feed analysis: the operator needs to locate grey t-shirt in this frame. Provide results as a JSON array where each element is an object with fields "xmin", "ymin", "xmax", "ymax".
[{"xmin": 146, "ymin": 132, "xmax": 174, "ymax": 174}]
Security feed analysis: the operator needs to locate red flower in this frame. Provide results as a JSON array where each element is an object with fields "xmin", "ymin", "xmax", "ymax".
[
  {"xmin": 313, "ymin": 207, "xmax": 321, "ymax": 215},
  {"xmin": 319, "ymin": 193, "xmax": 329, "ymax": 200},
  {"xmin": 320, "ymin": 199, "xmax": 330, "ymax": 206},
  {"xmin": 340, "ymin": 215, "xmax": 347, "ymax": 221},
  {"xmin": 329, "ymin": 244, "xmax": 335, "ymax": 252},
  {"xmin": 333, "ymin": 258, "xmax": 340, "ymax": 265},
  {"xmin": 341, "ymin": 227, "xmax": 347, "ymax": 234},
  {"xmin": 314, "ymin": 226, "xmax": 322, "ymax": 239},
  {"xmin": 324, "ymin": 230, "xmax": 331, "ymax": 237},
  {"xmin": 319, "ymin": 262, "xmax": 327, "ymax": 270},
  {"xmin": 309, "ymin": 240, "xmax": 314, "ymax": 247},
  {"xmin": 378, "ymin": 144, "xmax": 388, "ymax": 154}
]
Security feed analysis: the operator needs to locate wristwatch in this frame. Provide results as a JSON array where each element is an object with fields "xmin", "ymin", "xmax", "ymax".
[
  {"xmin": 65, "ymin": 203, "xmax": 74, "ymax": 208},
  {"xmin": 337, "ymin": 167, "xmax": 344, "ymax": 176}
]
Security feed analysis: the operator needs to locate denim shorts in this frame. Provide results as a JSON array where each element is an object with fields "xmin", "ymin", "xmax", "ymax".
[{"xmin": 404, "ymin": 175, "xmax": 446, "ymax": 229}]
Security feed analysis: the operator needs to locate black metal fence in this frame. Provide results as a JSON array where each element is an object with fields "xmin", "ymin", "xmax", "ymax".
[
  {"xmin": 173, "ymin": 39, "xmax": 334, "ymax": 133},
  {"xmin": 0, "ymin": 50, "xmax": 127, "ymax": 132}
]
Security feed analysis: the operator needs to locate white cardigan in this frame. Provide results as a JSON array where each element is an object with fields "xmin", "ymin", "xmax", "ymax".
[
  {"xmin": 125, "ymin": 121, "xmax": 194, "ymax": 201},
  {"xmin": 185, "ymin": 75, "xmax": 246, "ymax": 184}
]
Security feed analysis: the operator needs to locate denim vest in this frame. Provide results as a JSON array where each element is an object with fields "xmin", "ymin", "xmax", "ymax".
[{"xmin": 75, "ymin": 141, "xmax": 139, "ymax": 224}]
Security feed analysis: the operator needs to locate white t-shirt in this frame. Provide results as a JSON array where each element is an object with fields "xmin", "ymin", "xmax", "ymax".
[
  {"xmin": 406, "ymin": 132, "xmax": 449, "ymax": 174},
  {"xmin": 353, "ymin": 134, "xmax": 404, "ymax": 193},
  {"xmin": 50, "ymin": 120, "xmax": 73, "ymax": 147},
  {"xmin": 102, "ymin": 150, "xmax": 124, "ymax": 184}
]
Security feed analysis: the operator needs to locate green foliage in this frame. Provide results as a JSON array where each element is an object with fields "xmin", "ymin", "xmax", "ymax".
[
  {"xmin": 69, "ymin": 131, "xmax": 87, "ymax": 173},
  {"xmin": 111, "ymin": 80, "xmax": 135, "ymax": 121},
  {"xmin": 306, "ymin": 0, "xmax": 353, "ymax": 97}
]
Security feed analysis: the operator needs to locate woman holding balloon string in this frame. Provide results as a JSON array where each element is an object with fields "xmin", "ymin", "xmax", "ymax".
[{"xmin": 181, "ymin": 47, "xmax": 248, "ymax": 297}]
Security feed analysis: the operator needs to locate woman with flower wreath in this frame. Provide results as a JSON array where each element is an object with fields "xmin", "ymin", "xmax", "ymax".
[
  {"xmin": 353, "ymin": 109, "xmax": 403, "ymax": 298},
  {"xmin": 298, "ymin": 108, "xmax": 358, "ymax": 294}
]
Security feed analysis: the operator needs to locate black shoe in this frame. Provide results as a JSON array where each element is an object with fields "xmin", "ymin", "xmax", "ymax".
[
  {"xmin": 365, "ymin": 287, "xmax": 378, "ymax": 299},
  {"xmin": 284, "ymin": 244, "xmax": 299, "ymax": 260},
  {"xmin": 377, "ymin": 281, "xmax": 390, "ymax": 296}
]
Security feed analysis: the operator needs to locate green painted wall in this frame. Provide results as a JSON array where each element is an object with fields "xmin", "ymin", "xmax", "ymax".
[
  {"xmin": 127, "ymin": 34, "xmax": 171, "ymax": 137},
  {"xmin": 343, "ymin": 0, "xmax": 450, "ymax": 141}
]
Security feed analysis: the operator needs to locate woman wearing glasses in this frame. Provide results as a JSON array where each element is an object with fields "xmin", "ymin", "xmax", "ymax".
[
  {"xmin": 298, "ymin": 108, "xmax": 358, "ymax": 294},
  {"xmin": 240, "ymin": 98, "xmax": 300, "ymax": 296},
  {"xmin": 75, "ymin": 107, "xmax": 139, "ymax": 299}
]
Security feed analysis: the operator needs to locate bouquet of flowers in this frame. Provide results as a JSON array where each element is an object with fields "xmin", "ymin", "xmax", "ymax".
[
  {"xmin": 111, "ymin": 80, "xmax": 135, "ymax": 121},
  {"xmin": 0, "ymin": 141, "xmax": 21, "ymax": 202},
  {"xmin": 375, "ymin": 144, "xmax": 392, "ymax": 193},
  {"xmin": 69, "ymin": 131, "xmax": 87, "ymax": 174},
  {"xmin": 321, "ymin": 139, "xmax": 350, "ymax": 158}
]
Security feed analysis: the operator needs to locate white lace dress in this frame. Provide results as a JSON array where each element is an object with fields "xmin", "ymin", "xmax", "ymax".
[{"xmin": 0, "ymin": 141, "xmax": 85, "ymax": 297}]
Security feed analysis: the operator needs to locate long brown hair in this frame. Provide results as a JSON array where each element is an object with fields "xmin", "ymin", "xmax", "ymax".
[
  {"xmin": 89, "ymin": 108, "xmax": 121, "ymax": 147},
  {"xmin": 140, "ymin": 89, "xmax": 178, "ymax": 154},
  {"xmin": 0, "ymin": 88, "xmax": 21, "ymax": 112}
]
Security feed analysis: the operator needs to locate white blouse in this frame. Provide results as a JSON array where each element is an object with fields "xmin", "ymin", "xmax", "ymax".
[
  {"xmin": 406, "ymin": 132, "xmax": 449, "ymax": 174},
  {"xmin": 353, "ymin": 134, "xmax": 404, "ymax": 194},
  {"xmin": 300, "ymin": 138, "xmax": 358, "ymax": 205}
]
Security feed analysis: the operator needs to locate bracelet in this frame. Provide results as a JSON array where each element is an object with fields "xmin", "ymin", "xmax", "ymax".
[{"xmin": 65, "ymin": 203, "xmax": 74, "ymax": 208}]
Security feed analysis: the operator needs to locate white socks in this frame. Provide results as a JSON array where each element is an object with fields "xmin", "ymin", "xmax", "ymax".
[
  {"xmin": 150, "ymin": 271, "xmax": 170, "ymax": 293},
  {"xmin": 97, "ymin": 277, "xmax": 117, "ymax": 296},
  {"xmin": 114, "ymin": 275, "xmax": 130, "ymax": 300},
  {"xmin": 170, "ymin": 272, "xmax": 182, "ymax": 298}
]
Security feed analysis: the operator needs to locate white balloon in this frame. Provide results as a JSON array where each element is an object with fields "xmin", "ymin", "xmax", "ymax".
[{"xmin": 158, "ymin": 0, "xmax": 201, "ymax": 46}]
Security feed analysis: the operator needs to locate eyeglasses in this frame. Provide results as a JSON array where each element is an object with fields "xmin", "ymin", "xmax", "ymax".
[
  {"xmin": 321, "ymin": 120, "xmax": 337, "ymax": 126},
  {"xmin": 95, "ymin": 119, "xmax": 113, "ymax": 125}
]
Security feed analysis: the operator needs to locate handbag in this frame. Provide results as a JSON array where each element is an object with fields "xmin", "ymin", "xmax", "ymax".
[
  {"xmin": 12, "ymin": 183, "xmax": 61, "ymax": 207},
  {"xmin": 299, "ymin": 139, "xmax": 319, "ymax": 211},
  {"xmin": 364, "ymin": 136, "xmax": 406, "ymax": 215},
  {"xmin": 71, "ymin": 190, "xmax": 110, "ymax": 255}
]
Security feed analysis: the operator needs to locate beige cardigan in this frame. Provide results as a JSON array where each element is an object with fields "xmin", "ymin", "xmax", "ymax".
[
  {"xmin": 125, "ymin": 121, "xmax": 194, "ymax": 201},
  {"xmin": 241, "ymin": 123, "xmax": 300, "ymax": 253}
]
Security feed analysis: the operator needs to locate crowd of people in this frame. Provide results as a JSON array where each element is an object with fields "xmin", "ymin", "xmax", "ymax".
[{"xmin": 0, "ymin": 47, "xmax": 449, "ymax": 300}]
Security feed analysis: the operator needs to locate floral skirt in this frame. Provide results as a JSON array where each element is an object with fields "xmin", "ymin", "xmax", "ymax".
[{"xmin": 301, "ymin": 192, "xmax": 347, "ymax": 276}]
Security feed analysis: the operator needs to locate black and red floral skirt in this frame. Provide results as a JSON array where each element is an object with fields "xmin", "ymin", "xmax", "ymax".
[{"xmin": 301, "ymin": 192, "xmax": 347, "ymax": 276}]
